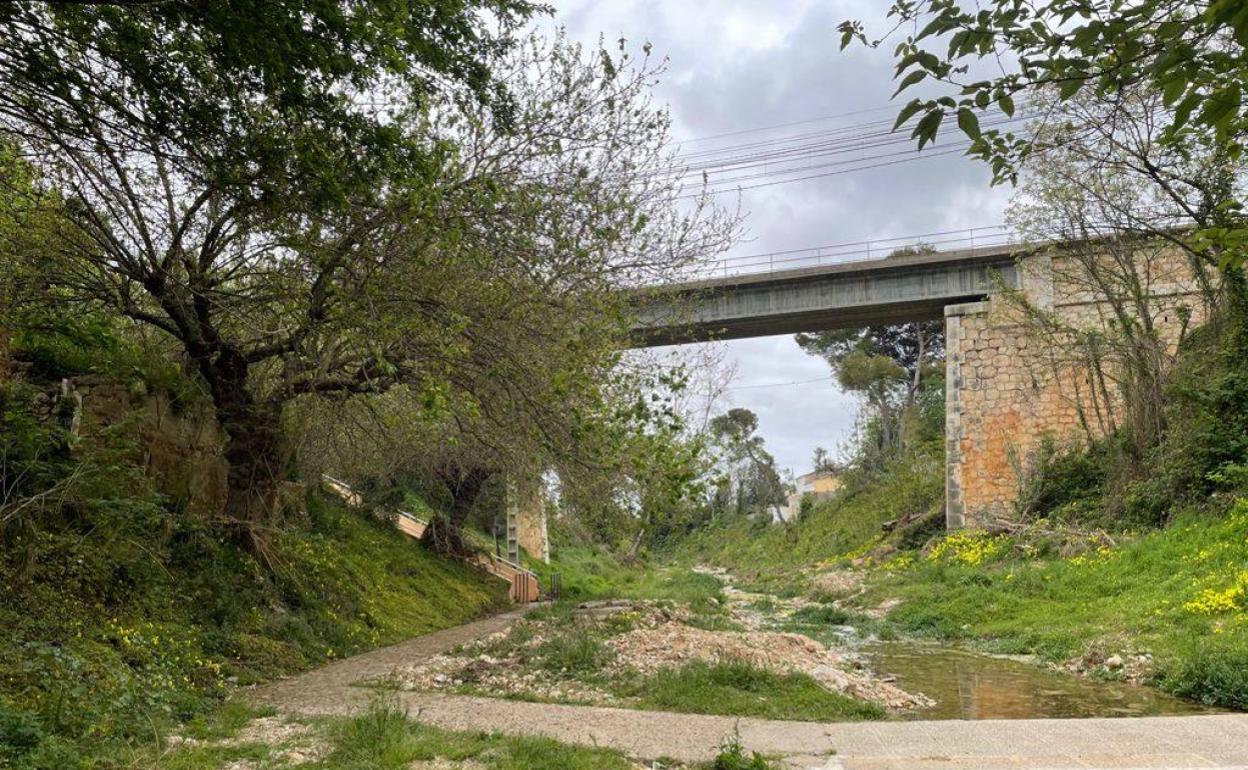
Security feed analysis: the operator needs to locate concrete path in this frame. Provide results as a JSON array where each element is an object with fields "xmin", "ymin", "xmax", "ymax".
[{"xmin": 250, "ymin": 611, "xmax": 1248, "ymax": 769}]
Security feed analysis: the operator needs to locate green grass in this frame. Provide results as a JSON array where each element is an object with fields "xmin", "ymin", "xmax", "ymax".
[
  {"xmin": 456, "ymin": 598, "xmax": 886, "ymax": 723},
  {"xmin": 122, "ymin": 698, "xmax": 644, "ymax": 770},
  {"xmin": 0, "ymin": 495, "xmax": 509, "ymax": 768},
  {"xmin": 865, "ymin": 501, "xmax": 1248, "ymax": 709},
  {"xmin": 628, "ymin": 660, "xmax": 884, "ymax": 722},
  {"xmin": 527, "ymin": 546, "xmax": 735, "ymax": 633},
  {"xmin": 529, "ymin": 545, "xmax": 725, "ymax": 603},
  {"xmin": 529, "ymin": 628, "xmax": 616, "ymax": 674},
  {"xmin": 779, "ymin": 604, "xmax": 891, "ymax": 643},
  {"xmin": 312, "ymin": 700, "xmax": 639, "ymax": 770},
  {"xmin": 667, "ymin": 442, "xmax": 944, "ymax": 594}
]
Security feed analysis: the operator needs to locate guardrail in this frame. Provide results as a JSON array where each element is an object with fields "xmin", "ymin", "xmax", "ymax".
[{"xmin": 674, "ymin": 225, "xmax": 1017, "ymax": 282}]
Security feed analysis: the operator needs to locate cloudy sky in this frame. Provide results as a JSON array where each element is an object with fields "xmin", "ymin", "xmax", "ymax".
[{"xmin": 544, "ymin": 0, "xmax": 1014, "ymax": 473}]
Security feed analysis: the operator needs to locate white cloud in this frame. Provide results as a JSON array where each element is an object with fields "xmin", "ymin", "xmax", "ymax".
[{"xmin": 546, "ymin": 0, "xmax": 1011, "ymax": 473}]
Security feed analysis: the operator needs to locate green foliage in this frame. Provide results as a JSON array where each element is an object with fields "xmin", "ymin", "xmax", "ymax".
[
  {"xmin": 786, "ymin": 605, "xmax": 872, "ymax": 629},
  {"xmin": 146, "ymin": 698, "xmax": 640, "ymax": 770},
  {"xmin": 1007, "ymin": 321, "xmax": 1248, "ymax": 529},
  {"xmin": 1016, "ymin": 437, "xmax": 1106, "ymax": 523},
  {"xmin": 8, "ymin": 307, "xmax": 205, "ymax": 405},
  {"xmin": 837, "ymin": 351, "xmax": 907, "ymax": 392},
  {"xmin": 1165, "ymin": 646, "xmax": 1248, "ymax": 710},
  {"xmin": 701, "ymin": 407, "xmax": 788, "ymax": 522},
  {"xmin": 4, "ymin": 9, "xmax": 734, "ymax": 557},
  {"xmin": 781, "ymin": 605, "xmax": 888, "ymax": 645},
  {"xmin": 796, "ymin": 320, "xmax": 944, "ymax": 464},
  {"xmin": 671, "ymin": 439, "xmax": 945, "ymax": 593},
  {"xmin": 529, "ymin": 629, "xmax": 616, "ymax": 675},
  {"xmin": 0, "ymin": 1, "xmax": 540, "ymax": 211},
  {"xmin": 842, "ymin": 0, "xmax": 1248, "ymax": 193},
  {"xmin": 322, "ymin": 700, "xmax": 638, "ymax": 769},
  {"xmin": 529, "ymin": 530, "xmax": 726, "ymax": 606},
  {"xmin": 632, "ymin": 660, "xmax": 884, "ymax": 722},
  {"xmin": 569, "ymin": 370, "xmax": 718, "ymax": 550},
  {"xmin": 0, "ymin": 488, "xmax": 507, "ymax": 765},
  {"xmin": 710, "ymin": 732, "xmax": 780, "ymax": 770}
]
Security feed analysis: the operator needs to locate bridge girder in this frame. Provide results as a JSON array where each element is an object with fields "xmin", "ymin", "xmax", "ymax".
[{"xmin": 631, "ymin": 246, "xmax": 1020, "ymax": 347}]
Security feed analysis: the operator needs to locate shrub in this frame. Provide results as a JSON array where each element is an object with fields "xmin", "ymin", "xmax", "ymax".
[
  {"xmin": 1164, "ymin": 646, "xmax": 1248, "ymax": 710},
  {"xmin": 0, "ymin": 704, "xmax": 43, "ymax": 762},
  {"xmin": 1017, "ymin": 438, "xmax": 1106, "ymax": 521}
]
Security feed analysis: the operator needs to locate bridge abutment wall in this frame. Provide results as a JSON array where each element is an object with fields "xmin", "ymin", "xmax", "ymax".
[{"xmin": 945, "ymin": 249, "xmax": 1210, "ymax": 528}]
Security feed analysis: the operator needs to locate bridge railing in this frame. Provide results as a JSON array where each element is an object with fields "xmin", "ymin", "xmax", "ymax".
[{"xmin": 672, "ymin": 225, "xmax": 1018, "ymax": 282}]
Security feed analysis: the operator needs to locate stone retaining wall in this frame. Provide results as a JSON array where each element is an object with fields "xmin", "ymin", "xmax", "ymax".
[{"xmin": 68, "ymin": 375, "xmax": 229, "ymax": 518}]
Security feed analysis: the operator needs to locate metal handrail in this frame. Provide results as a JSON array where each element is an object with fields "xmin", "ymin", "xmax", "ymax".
[
  {"xmin": 679, "ymin": 225, "xmax": 1016, "ymax": 282},
  {"xmin": 322, "ymin": 474, "xmax": 429, "ymax": 526},
  {"xmin": 322, "ymin": 473, "xmax": 537, "ymax": 586}
]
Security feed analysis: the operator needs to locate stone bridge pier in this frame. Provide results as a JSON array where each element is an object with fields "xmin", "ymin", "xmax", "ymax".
[{"xmin": 943, "ymin": 250, "xmax": 1207, "ymax": 528}]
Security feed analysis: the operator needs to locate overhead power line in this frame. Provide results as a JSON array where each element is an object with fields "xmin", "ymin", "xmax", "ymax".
[
  {"xmin": 650, "ymin": 101, "xmax": 1043, "ymax": 198},
  {"xmin": 677, "ymin": 103, "xmax": 916, "ymax": 144},
  {"xmin": 674, "ymin": 145, "xmax": 969, "ymax": 200},
  {"xmin": 726, "ymin": 376, "xmax": 830, "ymax": 390}
]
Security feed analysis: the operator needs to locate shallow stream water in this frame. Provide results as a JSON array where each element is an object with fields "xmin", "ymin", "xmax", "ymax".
[{"xmin": 864, "ymin": 642, "xmax": 1217, "ymax": 720}]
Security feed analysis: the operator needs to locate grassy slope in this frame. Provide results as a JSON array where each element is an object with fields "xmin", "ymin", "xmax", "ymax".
[
  {"xmin": 667, "ymin": 444, "xmax": 944, "ymax": 594},
  {"xmin": 865, "ymin": 501, "xmax": 1248, "ymax": 708},
  {"xmin": 0, "ymin": 495, "xmax": 509, "ymax": 768},
  {"xmin": 527, "ymin": 543, "xmax": 726, "ymax": 604}
]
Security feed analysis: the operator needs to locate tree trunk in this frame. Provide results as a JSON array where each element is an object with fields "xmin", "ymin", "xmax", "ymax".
[
  {"xmin": 219, "ymin": 401, "xmax": 285, "ymax": 564},
  {"xmin": 422, "ymin": 466, "xmax": 492, "ymax": 556},
  {"xmin": 1223, "ymin": 266, "xmax": 1248, "ymax": 361},
  {"xmin": 198, "ymin": 346, "xmax": 286, "ymax": 565}
]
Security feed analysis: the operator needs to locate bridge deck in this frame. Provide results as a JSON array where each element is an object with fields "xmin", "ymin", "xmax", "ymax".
[{"xmin": 633, "ymin": 245, "xmax": 1021, "ymax": 346}]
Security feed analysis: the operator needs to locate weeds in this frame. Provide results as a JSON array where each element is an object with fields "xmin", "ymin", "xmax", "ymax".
[
  {"xmin": 872, "ymin": 500, "xmax": 1248, "ymax": 709},
  {"xmin": 322, "ymin": 697, "xmax": 638, "ymax": 769},
  {"xmin": 530, "ymin": 628, "xmax": 616, "ymax": 674},
  {"xmin": 709, "ymin": 731, "xmax": 779, "ymax": 770},
  {"xmin": 633, "ymin": 659, "xmax": 884, "ymax": 722},
  {"xmin": 140, "ymin": 697, "xmax": 640, "ymax": 770}
]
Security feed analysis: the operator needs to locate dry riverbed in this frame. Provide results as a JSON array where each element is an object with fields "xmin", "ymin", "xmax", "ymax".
[{"xmin": 377, "ymin": 570, "xmax": 931, "ymax": 721}]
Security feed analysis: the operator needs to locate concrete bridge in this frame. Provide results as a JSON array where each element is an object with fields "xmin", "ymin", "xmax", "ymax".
[
  {"xmin": 632, "ymin": 243, "xmax": 1206, "ymax": 530},
  {"xmin": 632, "ymin": 246, "xmax": 1019, "ymax": 347}
]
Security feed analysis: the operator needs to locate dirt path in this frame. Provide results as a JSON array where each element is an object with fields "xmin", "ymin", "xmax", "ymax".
[
  {"xmin": 250, "ymin": 606, "xmax": 1248, "ymax": 769},
  {"xmin": 251, "ymin": 607, "xmax": 529, "ymax": 711}
]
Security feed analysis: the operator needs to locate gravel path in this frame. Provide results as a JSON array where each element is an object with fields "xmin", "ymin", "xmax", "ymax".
[{"xmin": 249, "ymin": 609, "xmax": 1248, "ymax": 769}]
